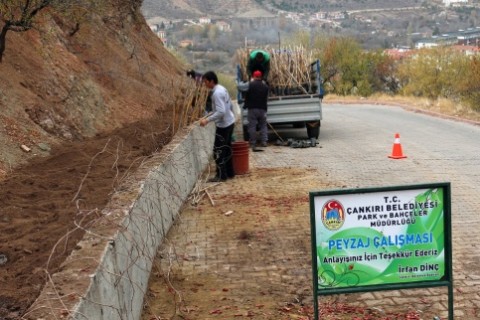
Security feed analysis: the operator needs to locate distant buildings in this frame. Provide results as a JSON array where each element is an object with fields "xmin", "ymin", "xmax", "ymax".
[
  {"xmin": 457, "ymin": 28, "xmax": 480, "ymax": 46},
  {"xmin": 148, "ymin": 11, "xmax": 479, "ymax": 55},
  {"xmin": 148, "ymin": 17, "xmax": 232, "ymax": 49},
  {"xmin": 179, "ymin": 40, "xmax": 194, "ymax": 48},
  {"xmin": 443, "ymin": 0, "xmax": 468, "ymax": 6},
  {"xmin": 415, "ymin": 28, "xmax": 480, "ymax": 49},
  {"xmin": 280, "ymin": 10, "xmax": 346, "ymax": 28},
  {"xmin": 384, "ymin": 48, "xmax": 414, "ymax": 60},
  {"xmin": 387, "ymin": 27, "xmax": 480, "ymax": 59},
  {"xmin": 157, "ymin": 30, "xmax": 166, "ymax": 39},
  {"xmin": 149, "ymin": 24, "xmax": 168, "ymax": 46},
  {"xmin": 215, "ymin": 21, "xmax": 232, "ymax": 32},
  {"xmin": 416, "ymin": 35, "xmax": 459, "ymax": 48},
  {"xmin": 199, "ymin": 17, "xmax": 211, "ymax": 25}
]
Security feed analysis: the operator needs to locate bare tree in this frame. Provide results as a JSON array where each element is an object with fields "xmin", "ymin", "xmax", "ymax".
[
  {"xmin": 0, "ymin": 0, "xmax": 113, "ymax": 62},
  {"xmin": 0, "ymin": 0, "xmax": 54, "ymax": 62}
]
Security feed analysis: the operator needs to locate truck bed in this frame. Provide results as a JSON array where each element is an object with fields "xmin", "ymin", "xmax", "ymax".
[
  {"xmin": 237, "ymin": 59, "xmax": 323, "ymax": 140},
  {"xmin": 243, "ymin": 95, "xmax": 322, "ymax": 125}
]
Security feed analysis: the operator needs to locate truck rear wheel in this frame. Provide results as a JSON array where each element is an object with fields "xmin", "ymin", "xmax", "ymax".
[{"xmin": 306, "ymin": 121, "xmax": 320, "ymax": 139}]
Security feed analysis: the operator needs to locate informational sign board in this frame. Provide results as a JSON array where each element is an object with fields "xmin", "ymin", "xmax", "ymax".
[{"xmin": 309, "ymin": 183, "xmax": 453, "ymax": 319}]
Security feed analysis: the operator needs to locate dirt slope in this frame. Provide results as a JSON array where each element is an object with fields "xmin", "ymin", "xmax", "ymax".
[
  {"xmin": 0, "ymin": 3, "xmax": 181, "ymax": 176},
  {"xmin": 0, "ymin": 2, "xmax": 190, "ymax": 318}
]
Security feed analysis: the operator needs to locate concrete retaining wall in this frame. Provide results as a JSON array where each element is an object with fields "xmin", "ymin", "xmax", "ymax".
[{"xmin": 27, "ymin": 123, "xmax": 215, "ymax": 320}]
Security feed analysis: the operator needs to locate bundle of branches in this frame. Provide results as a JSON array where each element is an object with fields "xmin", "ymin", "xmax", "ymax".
[
  {"xmin": 166, "ymin": 75, "xmax": 210, "ymax": 135},
  {"xmin": 235, "ymin": 49, "xmax": 251, "ymax": 82},
  {"xmin": 235, "ymin": 46, "xmax": 318, "ymax": 95}
]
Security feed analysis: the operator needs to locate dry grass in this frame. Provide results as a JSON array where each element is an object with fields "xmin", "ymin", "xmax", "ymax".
[
  {"xmin": 166, "ymin": 76, "xmax": 210, "ymax": 134},
  {"xmin": 324, "ymin": 94, "xmax": 480, "ymax": 124}
]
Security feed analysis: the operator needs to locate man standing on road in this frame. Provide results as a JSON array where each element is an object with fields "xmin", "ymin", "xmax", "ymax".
[
  {"xmin": 199, "ymin": 71, "xmax": 236, "ymax": 182},
  {"xmin": 247, "ymin": 50, "xmax": 270, "ymax": 81},
  {"xmin": 239, "ymin": 70, "xmax": 269, "ymax": 151}
]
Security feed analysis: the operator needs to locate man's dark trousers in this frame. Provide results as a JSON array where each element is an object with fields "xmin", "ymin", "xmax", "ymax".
[
  {"xmin": 213, "ymin": 123, "xmax": 235, "ymax": 180},
  {"xmin": 248, "ymin": 108, "xmax": 267, "ymax": 147}
]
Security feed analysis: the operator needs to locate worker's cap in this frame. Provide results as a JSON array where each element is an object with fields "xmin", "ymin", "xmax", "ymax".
[{"xmin": 253, "ymin": 70, "xmax": 262, "ymax": 78}]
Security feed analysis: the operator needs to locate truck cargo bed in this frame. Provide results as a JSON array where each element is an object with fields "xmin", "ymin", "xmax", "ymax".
[{"xmin": 237, "ymin": 59, "xmax": 323, "ymax": 141}]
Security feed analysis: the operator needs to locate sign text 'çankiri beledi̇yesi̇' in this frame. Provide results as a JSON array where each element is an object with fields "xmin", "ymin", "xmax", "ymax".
[{"xmin": 346, "ymin": 195, "xmax": 439, "ymax": 227}]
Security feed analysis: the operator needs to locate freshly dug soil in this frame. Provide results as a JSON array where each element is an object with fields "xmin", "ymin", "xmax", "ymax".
[{"xmin": 0, "ymin": 114, "xmax": 174, "ymax": 319}]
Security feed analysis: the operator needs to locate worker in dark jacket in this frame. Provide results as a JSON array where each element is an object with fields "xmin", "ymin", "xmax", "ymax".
[
  {"xmin": 186, "ymin": 69, "xmax": 203, "ymax": 83},
  {"xmin": 246, "ymin": 50, "xmax": 270, "ymax": 81},
  {"xmin": 240, "ymin": 70, "xmax": 269, "ymax": 150}
]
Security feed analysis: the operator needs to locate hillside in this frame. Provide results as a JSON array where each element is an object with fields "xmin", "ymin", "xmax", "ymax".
[
  {"xmin": 142, "ymin": 0, "xmax": 269, "ymax": 19},
  {"xmin": 141, "ymin": 0, "xmax": 478, "ymax": 72},
  {"xmin": 0, "ymin": 1, "xmax": 193, "ymax": 318},
  {"xmin": 141, "ymin": 0, "xmax": 440, "ymax": 19},
  {"xmin": 0, "ymin": 2, "xmax": 183, "ymax": 177}
]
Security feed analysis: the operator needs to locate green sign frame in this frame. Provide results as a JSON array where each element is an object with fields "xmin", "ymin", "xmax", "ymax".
[{"xmin": 309, "ymin": 183, "xmax": 453, "ymax": 320}]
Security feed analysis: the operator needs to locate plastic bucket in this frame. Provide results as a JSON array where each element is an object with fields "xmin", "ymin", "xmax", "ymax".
[{"xmin": 232, "ymin": 141, "xmax": 249, "ymax": 175}]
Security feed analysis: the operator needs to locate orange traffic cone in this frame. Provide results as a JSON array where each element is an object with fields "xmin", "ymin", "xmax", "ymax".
[{"xmin": 388, "ymin": 133, "xmax": 407, "ymax": 159}]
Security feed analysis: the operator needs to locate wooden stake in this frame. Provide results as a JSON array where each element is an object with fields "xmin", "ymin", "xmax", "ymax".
[{"xmin": 205, "ymin": 190, "xmax": 215, "ymax": 206}]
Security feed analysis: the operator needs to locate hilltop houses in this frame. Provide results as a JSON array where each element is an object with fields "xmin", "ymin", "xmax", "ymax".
[
  {"xmin": 149, "ymin": 24, "xmax": 168, "ymax": 46},
  {"xmin": 148, "ymin": 17, "xmax": 233, "ymax": 48},
  {"xmin": 443, "ymin": 0, "xmax": 468, "ymax": 6},
  {"xmin": 199, "ymin": 17, "xmax": 211, "ymax": 25},
  {"xmin": 145, "ymin": 5, "xmax": 480, "ymax": 55},
  {"xmin": 178, "ymin": 39, "xmax": 194, "ymax": 48},
  {"xmin": 215, "ymin": 20, "xmax": 232, "ymax": 32}
]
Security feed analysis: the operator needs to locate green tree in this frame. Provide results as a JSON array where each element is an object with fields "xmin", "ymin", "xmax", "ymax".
[
  {"xmin": 362, "ymin": 50, "xmax": 397, "ymax": 95},
  {"xmin": 184, "ymin": 25, "xmax": 202, "ymax": 38},
  {"xmin": 311, "ymin": 37, "xmax": 397, "ymax": 97},
  {"xmin": 457, "ymin": 56, "xmax": 480, "ymax": 111},
  {"xmin": 318, "ymin": 37, "xmax": 365, "ymax": 95},
  {"xmin": 397, "ymin": 47, "xmax": 469, "ymax": 100}
]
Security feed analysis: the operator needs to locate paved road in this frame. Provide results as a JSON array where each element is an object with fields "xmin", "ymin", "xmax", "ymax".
[
  {"xmin": 144, "ymin": 103, "xmax": 480, "ymax": 319},
  {"xmin": 254, "ymin": 103, "xmax": 480, "ymax": 319}
]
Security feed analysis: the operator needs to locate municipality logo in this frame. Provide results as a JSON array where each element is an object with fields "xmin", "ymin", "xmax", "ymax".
[{"xmin": 321, "ymin": 200, "xmax": 345, "ymax": 230}]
